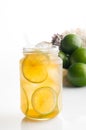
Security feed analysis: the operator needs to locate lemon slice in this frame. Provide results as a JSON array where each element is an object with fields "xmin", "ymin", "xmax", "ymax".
[
  {"xmin": 32, "ymin": 87, "xmax": 57, "ymax": 115},
  {"xmin": 21, "ymin": 87, "xmax": 28, "ymax": 114},
  {"xmin": 22, "ymin": 51, "xmax": 48, "ymax": 83}
]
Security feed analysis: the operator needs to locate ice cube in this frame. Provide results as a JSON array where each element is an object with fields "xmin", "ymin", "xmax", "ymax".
[{"xmin": 35, "ymin": 41, "xmax": 52, "ymax": 48}]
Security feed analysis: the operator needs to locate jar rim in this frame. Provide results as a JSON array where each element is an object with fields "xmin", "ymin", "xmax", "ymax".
[{"xmin": 23, "ymin": 45, "xmax": 59, "ymax": 54}]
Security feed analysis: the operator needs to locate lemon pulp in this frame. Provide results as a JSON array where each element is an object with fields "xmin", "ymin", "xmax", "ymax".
[
  {"xmin": 22, "ymin": 52, "xmax": 48, "ymax": 83},
  {"xmin": 32, "ymin": 87, "xmax": 57, "ymax": 115}
]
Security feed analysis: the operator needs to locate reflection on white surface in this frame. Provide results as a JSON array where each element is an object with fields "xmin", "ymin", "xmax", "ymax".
[
  {"xmin": 0, "ymin": 82, "xmax": 86, "ymax": 130},
  {"xmin": 21, "ymin": 115, "xmax": 86, "ymax": 130},
  {"xmin": 21, "ymin": 115, "xmax": 63, "ymax": 130},
  {"xmin": 0, "ymin": 114, "xmax": 86, "ymax": 130}
]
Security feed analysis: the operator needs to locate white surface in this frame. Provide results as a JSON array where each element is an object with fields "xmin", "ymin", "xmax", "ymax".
[
  {"xmin": 0, "ymin": 87, "xmax": 86, "ymax": 130},
  {"xmin": 0, "ymin": 0, "xmax": 86, "ymax": 129}
]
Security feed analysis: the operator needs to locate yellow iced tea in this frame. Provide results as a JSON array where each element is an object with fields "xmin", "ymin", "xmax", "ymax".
[{"xmin": 20, "ymin": 47, "xmax": 62, "ymax": 120}]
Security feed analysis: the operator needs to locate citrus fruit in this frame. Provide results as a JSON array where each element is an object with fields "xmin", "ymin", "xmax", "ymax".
[
  {"xmin": 61, "ymin": 34, "xmax": 82, "ymax": 54},
  {"xmin": 32, "ymin": 87, "xmax": 57, "ymax": 115},
  {"xmin": 68, "ymin": 63, "xmax": 86, "ymax": 87},
  {"xmin": 22, "ymin": 51, "xmax": 48, "ymax": 83},
  {"xmin": 21, "ymin": 87, "xmax": 28, "ymax": 113},
  {"xmin": 70, "ymin": 48, "xmax": 86, "ymax": 64},
  {"xmin": 58, "ymin": 51, "xmax": 70, "ymax": 68}
]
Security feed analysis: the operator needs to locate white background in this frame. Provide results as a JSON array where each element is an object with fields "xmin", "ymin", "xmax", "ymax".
[{"xmin": 0, "ymin": 0, "xmax": 86, "ymax": 130}]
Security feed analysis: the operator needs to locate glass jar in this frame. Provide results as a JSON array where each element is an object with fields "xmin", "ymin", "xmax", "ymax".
[{"xmin": 20, "ymin": 45, "xmax": 62, "ymax": 120}]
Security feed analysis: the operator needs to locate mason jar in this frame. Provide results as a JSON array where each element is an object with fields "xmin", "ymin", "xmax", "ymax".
[{"xmin": 20, "ymin": 44, "xmax": 62, "ymax": 120}]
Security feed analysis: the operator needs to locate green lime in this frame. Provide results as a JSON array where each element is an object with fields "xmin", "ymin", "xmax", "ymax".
[
  {"xmin": 70, "ymin": 48, "xmax": 86, "ymax": 64},
  {"xmin": 68, "ymin": 63, "xmax": 86, "ymax": 87},
  {"xmin": 58, "ymin": 51, "xmax": 70, "ymax": 68},
  {"xmin": 61, "ymin": 34, "xmax": 82, "ymax": 54}
]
